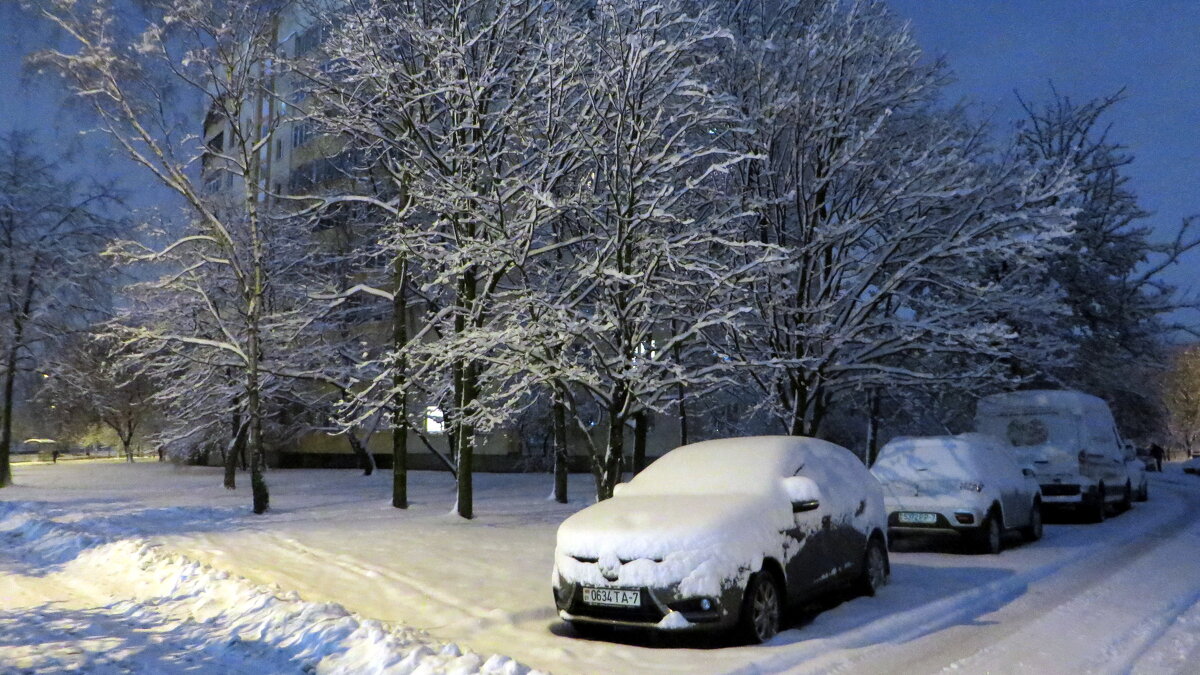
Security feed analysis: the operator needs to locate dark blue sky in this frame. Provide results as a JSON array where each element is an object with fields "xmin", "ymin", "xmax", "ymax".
[
  {"xmin": 889, "ymin": 0, "xmax": 1200, "ymax": 311},
  {"xmin": 2, "ymin": 1, "xmax": 1196, "ymax": 312}
]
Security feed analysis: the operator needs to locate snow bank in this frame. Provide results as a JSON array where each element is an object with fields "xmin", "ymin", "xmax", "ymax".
[{"xmin": 0, "ymin": 500, "xmax": 540, "ymax": 675}]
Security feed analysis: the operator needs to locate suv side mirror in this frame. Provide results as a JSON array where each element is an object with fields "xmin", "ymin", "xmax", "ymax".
[{"xmin": 783, "ymin": 476, "xmax": 821, "ymax": 513}]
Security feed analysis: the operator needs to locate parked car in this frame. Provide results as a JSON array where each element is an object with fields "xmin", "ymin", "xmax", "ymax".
[
  {"xmin": 976, "ymin": 390, "xmax": 1133, "ymax": 522},
  {"xmin": 1183, "ymin": 456, "xmax": 1200, "ymax": 475},
  {"xmin": 870, "ymin": 434, "xmax": 1042, "ymax": 554},
  {"xmin": 552, "ymin": 436, "xmax": 888, "ymax": 643},
  {"xmin": 1122, "ymin": 442, "xmax": 1149, "ymax": 502}
]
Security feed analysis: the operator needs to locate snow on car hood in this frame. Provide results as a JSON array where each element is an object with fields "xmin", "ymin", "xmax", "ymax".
[{"xmin": 555, "ymin": 493, "xmax": 790, "ymax": 598}]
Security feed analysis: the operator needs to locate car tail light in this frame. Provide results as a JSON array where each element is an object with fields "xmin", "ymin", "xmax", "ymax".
[{"xmin": 955, "ymin": 513, "xmax": 975, "ymax": 524}]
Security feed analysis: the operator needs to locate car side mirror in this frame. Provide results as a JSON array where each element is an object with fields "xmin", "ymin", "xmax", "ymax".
[
  {"xmin": 783, "ymin": 476, "xmax": 821, "ymax": 513},
  {"xmin": 612, "ymin": 483, "xmax": 629, "ymax": 497},
  {"xmin": 1022, "ymin": 468, "xmax": 1036, "ymax": 478}
]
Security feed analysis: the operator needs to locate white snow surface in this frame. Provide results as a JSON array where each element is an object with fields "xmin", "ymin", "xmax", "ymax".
[{"xmin": 2, "ymin": 458, "xmax": 1200, "ymax": 674}]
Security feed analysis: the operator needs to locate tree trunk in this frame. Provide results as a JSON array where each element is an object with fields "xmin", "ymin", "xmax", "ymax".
[
  {"xmin": 600, "ymin": 400, "xmax": 625, "ymax": 500},
  {"xmin": 224, "ymin": 409, "xmax": 245, "ymax": 490},
  {"xmin": 0, "ymin": 344, "xmax": 16, "ymax": 488},
  {"xmin": 392, "ymin": 255, "xmax": 409, "ymax": 509},
  {"xmin": 632, "ymin": 409, "xmax": 648, "ymax": 474},
  {"xmin": 453, "ymin": 265, "xmax": 477, "ymax": 519},
  {"xmin": 456, "ymin": 360, "xmax": 476, "ymax": 519},
  {"xmin": 346, "ymin": 433, "xmax": 374, "ymax": 476},
  {"xmin": 672, "ymin": 327, "xmax": 688, "ymax": 447},
  {"xmin": 553, "ymin": 395, "xmax": 568, "ymax": 503},
  {"xmin": 866, "ymin": 388, "xmax": 881, "ymax": 467},
  {"xmin": 122, "ymin": 437, "xmax": 134, "ymax": 463}
]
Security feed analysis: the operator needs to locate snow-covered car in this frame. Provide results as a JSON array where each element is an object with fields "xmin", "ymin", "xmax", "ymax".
[
  {"xmin": 871, "ymin": 434, "xmax": 1043, "ymax": 554},
  {"xmin": 976, "ymin": 390, "xmax": 1133, "ymax": 522},
  {"xmin": 1183, "ymin": 456, "xmax": 1200, "ymax": 475},
  {"xmin": 552, "ymin": 436, "xmax": 889, "ymax": 643}
]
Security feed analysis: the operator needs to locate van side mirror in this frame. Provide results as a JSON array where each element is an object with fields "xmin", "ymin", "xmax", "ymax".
[{"xmin": 783, "ymin": 476, "xmax": 821, "ymax": 513}]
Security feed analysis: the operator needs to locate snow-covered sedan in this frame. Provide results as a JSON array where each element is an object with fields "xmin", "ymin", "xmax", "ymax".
[
  {"xmin": 553, "ymin": 436, "xmax": 889, "ymax": 643},
  {"xmin": 871, "ymin": 434, "xmax": 1043, "ymax": 554}
]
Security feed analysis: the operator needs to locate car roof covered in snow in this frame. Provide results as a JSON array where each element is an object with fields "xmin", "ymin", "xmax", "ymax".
[
  {"xmin": 977, "ymin": 390, "xmax": 1111, "ymax": 417},
  {"xmin": 624, "ymin": 435, "xmax": 853, "ymax": 496}
]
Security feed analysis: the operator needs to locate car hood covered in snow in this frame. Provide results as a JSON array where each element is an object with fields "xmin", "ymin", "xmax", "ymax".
[{"xmin": 555, "ymin": 493, "xmax": 790, "ymax": 597}]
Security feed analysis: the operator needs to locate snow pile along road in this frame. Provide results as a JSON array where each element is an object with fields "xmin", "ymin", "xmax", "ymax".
[{"xmin": 0, "ymin": 500, "xmax": 537, "ymax": 675}]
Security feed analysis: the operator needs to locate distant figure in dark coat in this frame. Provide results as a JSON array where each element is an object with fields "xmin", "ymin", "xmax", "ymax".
[
  {"xmin": 1150, "ymin": 443, "xmax": 1165, "ymax": 472},
  {"xmin": 51, "ymin": 449, "xmax": 59, "ymax": 464}
]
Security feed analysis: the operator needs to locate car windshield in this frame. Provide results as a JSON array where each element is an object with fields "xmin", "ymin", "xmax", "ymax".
[{"xmin": 873, "ymin": 439, "xmax": 985, "ymax": 483}]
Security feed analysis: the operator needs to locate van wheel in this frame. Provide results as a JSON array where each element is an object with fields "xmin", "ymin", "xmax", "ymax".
[
  {"xmin": 738, "ymin": 570, "xmax": 782, "ymax": 644},
  {"xmin": 976, "ymin": 511, "xmax": 1003, "ymax": 554},
  {"xmin": 1021, "ymin": 501, "xmax": 1043, "ymax": 542},
  {"xmin": 1087, "ymin": 485, "xmax": 1107, "ymax": 523}
]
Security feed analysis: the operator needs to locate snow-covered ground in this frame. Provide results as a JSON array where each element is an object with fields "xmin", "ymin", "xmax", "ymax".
[{"xmin": 2, "ymin": 459, "xmax": 1200, "ymax": 674}]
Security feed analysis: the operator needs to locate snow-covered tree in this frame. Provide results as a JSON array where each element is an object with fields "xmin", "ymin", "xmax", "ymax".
[
  {"xmin": 301, "ymin": 0, "xmax": 596, "ymax": 516},
  {"xmin": 518, "ymin": 0, "xmax": 767, "ymax": 500},
  {"xmin": 1015, "ymin": 89, "xmax": 1200, "ymax": 437},
  {"xmin": 0, "ymin": 132, "xmax": 117, "ymax": 487},
  {"xmin": 38, "ymin": 0, "xmax": 300, "ymax": 513},
  {"xmin": 38, "ymin": 333, "xmax": 159, "ymax": 463},
  {"xmin": 1164, "ymin": 345, "xmax": 1200, "ymax": 456},
  {"xmin": 713, "ymin": 0, "xmax": 1076, "ymax": 438}
]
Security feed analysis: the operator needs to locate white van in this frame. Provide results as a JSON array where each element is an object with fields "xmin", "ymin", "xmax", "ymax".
[{"xmin": 975, "ymin": 390, "xmax": 1132, "ymax": 522}]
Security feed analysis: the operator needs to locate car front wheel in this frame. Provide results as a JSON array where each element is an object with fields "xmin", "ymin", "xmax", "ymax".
[
  {"xmin": 739, "ymin": 571, "xmax": 783, "ymax": 644},
  {"xmin": 976, "ymin": 511, "xmax": 1003, "ymax": 554}
]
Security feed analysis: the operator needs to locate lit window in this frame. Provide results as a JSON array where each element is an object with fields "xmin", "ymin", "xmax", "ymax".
[{"xmin": 425, "ymin": 407, "xmax": 445, "ymax": 435}]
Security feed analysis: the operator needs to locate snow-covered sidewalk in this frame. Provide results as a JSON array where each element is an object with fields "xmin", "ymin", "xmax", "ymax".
[{"xmin": 2, "ymin": 460, "xmax": 1200, "ymax": 674}]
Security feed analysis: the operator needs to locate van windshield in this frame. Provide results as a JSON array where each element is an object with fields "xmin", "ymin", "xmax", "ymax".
[{"xmin": 978, "ymin": 411, "xmax": 1076, "ymax": 449}]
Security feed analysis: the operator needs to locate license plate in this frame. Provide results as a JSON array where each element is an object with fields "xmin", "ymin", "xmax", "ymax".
[
  {"xmin": 898, "ymin": 512, "xmax": 938, "ymax": 525},
  {"xmin": 582, "ymin": 587, "xmax": 641, "ymax": 607}
]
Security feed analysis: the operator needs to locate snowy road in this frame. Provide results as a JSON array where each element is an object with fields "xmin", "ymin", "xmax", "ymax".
[{"xmin": 2, "ymin": 460, "xmax": 1199, "ymax": 674}]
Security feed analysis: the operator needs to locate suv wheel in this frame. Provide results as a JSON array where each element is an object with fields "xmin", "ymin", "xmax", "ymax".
[
  {"xmin": 739, "ymin": 570, "xmax": 782, "ymax": 644},
  {"xmin": 976, "ymin": 510, "xmax": 1003, "ymax": 554},
  {"xmin": 1022, "ymin": 501, "xmax": 1043, "ymax": 542}
]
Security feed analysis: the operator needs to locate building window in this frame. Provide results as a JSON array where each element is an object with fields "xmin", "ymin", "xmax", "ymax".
[
  {"xmin": 207, "ymin": 131, "xmax": 224, "ymax": 153},
  {"xmin": 292, "ymin": 121, "xmax": 314, "ymax": 149},
  {"xmin": 275, "ymin": 138, "xmax": 283, "ymax": 160}
]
